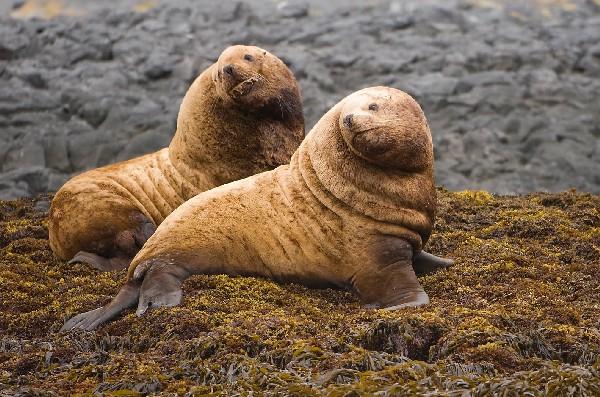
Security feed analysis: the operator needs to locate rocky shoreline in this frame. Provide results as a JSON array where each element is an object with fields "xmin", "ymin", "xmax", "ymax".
[{"xmin": 1, "ymin": 0, "xmax": 599, "ymax": 199}]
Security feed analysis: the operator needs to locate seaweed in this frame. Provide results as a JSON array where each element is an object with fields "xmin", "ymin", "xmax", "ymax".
[{"xmin": 0, "ymin": 190, "xmax": 598, "ymax": 395}]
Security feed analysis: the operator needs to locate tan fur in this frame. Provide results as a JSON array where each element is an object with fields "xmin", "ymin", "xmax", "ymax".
[
  {"xmin": 61, "ymin": 86, "xmax": 439, "ymax": 331},
  {"xmin": 132, "ymin": 87, "xmax": 435, "ymax": 280},
  {"xmin": 49, "ymin": 45, "xmax": 304, "ymax": 268}
]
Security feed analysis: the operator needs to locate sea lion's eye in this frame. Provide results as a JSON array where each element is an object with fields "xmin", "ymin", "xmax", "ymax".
[
  {"xmin": 368, "ymin": 103, "xmax": 378, "ymax": 111},
  {"xmin": 244, "ymin": 54, "xmax": 254, "ymax": 61}
]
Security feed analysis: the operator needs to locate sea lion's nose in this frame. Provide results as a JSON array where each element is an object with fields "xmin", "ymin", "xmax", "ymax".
[
  {"xmin": 343, "ymin": 114, "xmax": 353, "ymax": 128},
  {"xmin": 224, "ymin": 64, "xmax": 234, "ymax": 75}
]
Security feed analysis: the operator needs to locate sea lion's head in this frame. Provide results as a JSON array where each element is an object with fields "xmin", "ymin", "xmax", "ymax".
[
  {"xmin": 213, "ymin": 45, "xmax": 267, "ymax": 100},
  {"xmin": 212, "ymin": 45, "xmax": 303, "ymax": 122},
  {"xmin": 337, "ymin": 86, "xmax": 433, "ymax": 172}
]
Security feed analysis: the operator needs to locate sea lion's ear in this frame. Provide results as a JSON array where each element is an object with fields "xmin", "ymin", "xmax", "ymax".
[{"xmin": 263, "ymin": 51, "xmax": 267, "ymax": 55}]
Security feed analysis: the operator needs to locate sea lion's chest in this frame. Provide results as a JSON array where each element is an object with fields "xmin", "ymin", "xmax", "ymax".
[{"xmin": 235, "ymin": 170, "xmax": 373, "ymax": 286}]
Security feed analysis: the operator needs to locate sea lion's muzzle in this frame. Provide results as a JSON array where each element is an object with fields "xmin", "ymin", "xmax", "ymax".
[
  {"xmin": 217, "ymin": 63, "xmax": 260, "ymax": 98},
  {"xmin": 339, "ymin": 111, "xmax": 398, "ymax": 165},
  {"xmin": 229, "ymin": 78, "xmax": 258, "ymax": 97}
]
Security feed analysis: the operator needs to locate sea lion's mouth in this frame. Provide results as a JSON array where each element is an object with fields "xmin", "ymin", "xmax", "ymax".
[
  {"xmin": 228, "ymin": 77, "xmax": 259, "ymax": 97},
  {"xmin": 351, "ymin": 126, "xmax": 381, "ymax": 138}
]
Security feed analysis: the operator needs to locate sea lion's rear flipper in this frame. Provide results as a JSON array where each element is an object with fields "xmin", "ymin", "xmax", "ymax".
[
  {"xmin": 68, "ymin": 251, "xmax": 131, "ymax": 272},
  {"xmin": 60, "ymin": 280, "xmax": 141, "ymax": 331},
  {"xmin": 412, "ymin": 251, "xmax": 454, "ymax": 275}
]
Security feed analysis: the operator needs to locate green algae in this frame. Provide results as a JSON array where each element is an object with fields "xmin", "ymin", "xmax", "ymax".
[{"xmin": 0, "ymin": 190, "xmax": 599, "ymax": 395}]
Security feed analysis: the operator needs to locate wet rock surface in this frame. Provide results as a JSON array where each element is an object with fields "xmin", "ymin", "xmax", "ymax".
[{"xmin": 1, "ymin": 0, "xmax": 599, "ymax": 199}]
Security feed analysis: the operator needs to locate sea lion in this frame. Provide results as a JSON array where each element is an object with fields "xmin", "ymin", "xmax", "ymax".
[
  {"xmin": 49, "ymin": 45, "xmax": 305, "ymax": 271},
  {"xmin": 61, "ymin": 86, "xmax": 449, "ymax": 331}
]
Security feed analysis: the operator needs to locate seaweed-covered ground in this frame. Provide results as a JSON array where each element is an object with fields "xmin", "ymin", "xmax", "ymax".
[{"xmin": 0, "ymin": 190, "xmax": 599, "ymax": 395}]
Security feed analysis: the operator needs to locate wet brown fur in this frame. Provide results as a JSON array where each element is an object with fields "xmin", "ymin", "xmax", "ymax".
[
  {"xmin": 49, "ymin": 45, "xmax": 304, "ymax": 269},
  {"xmin": 62, "ymin": 87, "xmax": 439, "ymax": 330}
]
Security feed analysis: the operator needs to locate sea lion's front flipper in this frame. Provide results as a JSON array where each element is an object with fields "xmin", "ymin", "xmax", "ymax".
[
  {"xmin": 60, "ymin": 280, "xmax": 141, "ymax": 331},
  {"xmin": 353, "ymin": 238, "xmax": 429, "ymax": 309},
  {"xmin": 352, "ymin": 237, "xmax": 429, "ymax": 310},
  {"xmin": 412, "ymin": 251, "xmax": 454, "ymax": 275},
  {"xmin": 354, "ymin": 259, "xmax": 430, "ymax": 310}
]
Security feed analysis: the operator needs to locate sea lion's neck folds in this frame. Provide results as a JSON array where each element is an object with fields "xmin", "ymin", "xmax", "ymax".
[{"xmin": 290, "ymin": 120, "xmax": 435, "ymax": 250}]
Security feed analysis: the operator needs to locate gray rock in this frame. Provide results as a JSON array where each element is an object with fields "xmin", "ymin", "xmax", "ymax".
[
  {"xmin": 289, "ymin": 24, "xmax": 332, "ymax": 44},
  {"xmin": 0, "ymin": 19, "xmax": 30, "ymax": 60},
  {"xmin": 19, "ymin": 167, "xmax": 50, "ymax": 194},
  {"xmin": 115, "ymin": 130, "xmax": 171, "ymax": 162},
  {"xmin": 3, "ymin": 143, "xmax": 46, "ymax": 172},
  {"xmin": 525, "ymin": 68, "xmax": 563, "ymax": 103},
  {"xmin": 34, "ymin": 197, "xmax": 51, "ymax": 214},
  {"xmin": 143, "ymin": 49, "xmax": 174, "ymax": 80},
  {"xmin": 243, "ymin": 26, "xmax": 289, "ymax": 45},
  {"xmin": 0, "ymin": 79, "xmax": 59, "ymax": 115},
  {"xmin": 276, "ymin": 2, "xmax": 309, "ymax": 18},
  {"xmin": 43, "ymin": 136, "xmax": 71, "ymax": 172},
  {"xmin": 47, "ymin": 172, "xmax": 70, "ymax": 192},
  {"xmin": 479, "ymin": 173, "xmax": 537, "ymax": 195},
  {"xmin": 159, "ymin": 7, "xmax": 193, "ymax": 35},
  {"xmin": 577, "ymin": 43, "xmax": 600, "ymax": 77},
  {"xmin": 434, "ymin": 168, "xmax": 470, "ymax": 192},
  {"xmin": 9, "ymin": 60, "xmax": 49, "ymax": 89},
  {"xmin": 0, "ymin": 182, "xmax": 30, "ymax": 200},
  {"xmin": 448, "ymin": 86, "xmax": 488, "ymax": 107},
  {"xmin": 95, "ymin": 142, "xmax": 124, "ymax": 167},
  {"xmin": 67, "ymin": 132, "xmax": 107, "ymax": 171},
  {"xmin": 455, "ymin": 71, "xmax": 514, "ymax": 94},
  {"xmin": 484, "ymin": 84, "xmax": 523, "ymax": 115},
  {"xmin": 59, "ymin": 87, "xmax": 91, "ymax": 114},
  {"xmin": 112, "ymin": 33, "xmax": 152, "ymax": 66},
  {"xmin": 0, "ymin": 167, "xmax": 49, "ymax": 197},
  {"xmin": 78, "ymin": 97, "xmax": 111, "ymax": 128},
  {"xmin": 300, "ymin": 59, "xmax": 336, "ymax": 92},
  {"xmin": 402, "ymin": 73, "xmax": 458, "ymax": 112},
  {"xmin": 406, "ymin": 5, "xmax": 468, "ymax": 36},
  {"xmin": 140, "ymin": 19, "xmax": 168, "ymax": 33},
  {"xmin": 214, "ymin": 2, "xmax": 255, "ymax": 23},
  {"xmin": 536, "ymin": 138, "xmax": 598, "ymax": 175},
  {"xmin": 403, "ymin": 73, "xmax": 458, "ymax": 98}
]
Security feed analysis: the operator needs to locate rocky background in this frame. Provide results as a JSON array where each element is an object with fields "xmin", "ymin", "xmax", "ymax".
[{"xmin": 1, "ymin": 0, "xmax": 599, "ymax": 200}]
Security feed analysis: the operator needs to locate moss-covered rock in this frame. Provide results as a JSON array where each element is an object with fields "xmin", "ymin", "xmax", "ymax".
[{"xmin": 1, "ymin": 190, "xmax": 598, "ymax": 395}]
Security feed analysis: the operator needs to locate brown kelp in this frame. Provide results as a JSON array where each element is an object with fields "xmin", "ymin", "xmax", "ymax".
[{"xmin": 1, "ymin": 189, "xmax": 598, "ymax": 395}]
